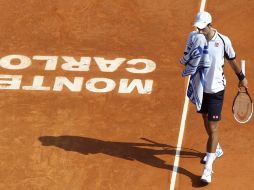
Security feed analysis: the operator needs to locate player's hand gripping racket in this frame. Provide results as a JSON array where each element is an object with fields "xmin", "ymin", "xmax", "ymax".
[{"xmin": 232, "ymin": 60, "xmax": 253, "ymax": 123}]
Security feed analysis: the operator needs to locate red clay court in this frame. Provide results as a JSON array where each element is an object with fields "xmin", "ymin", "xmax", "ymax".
[{"xmin": 0, "ymin": 0, "xmax": 253, "ymax": 189}]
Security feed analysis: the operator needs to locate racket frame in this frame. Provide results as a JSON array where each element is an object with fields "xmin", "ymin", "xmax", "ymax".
[
  {"xmin": 232, "ymin": 87, "xmax": 253, "ymax": 123},
  {"xmin": 232, "ymin": 60, "xmax": 253, "ymax": 123}
]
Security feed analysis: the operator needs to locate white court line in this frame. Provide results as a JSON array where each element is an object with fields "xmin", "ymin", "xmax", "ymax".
[
  {"xmin": 169, "ymin": 0, "xmax": 207, "ymax": 190},
  {"xmin": 200, "ymin": 0, "xmax": 207, "ymax": 12}
]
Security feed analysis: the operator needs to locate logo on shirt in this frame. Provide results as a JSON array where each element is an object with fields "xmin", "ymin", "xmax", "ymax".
[{"xmin": 215, "ymin": 42, "xmax": 220, "ymax": 47}]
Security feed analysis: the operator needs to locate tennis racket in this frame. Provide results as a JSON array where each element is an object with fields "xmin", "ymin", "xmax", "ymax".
[{"xmin": 232, "ymin": 60, "xmax": 253, "ymax": 124}]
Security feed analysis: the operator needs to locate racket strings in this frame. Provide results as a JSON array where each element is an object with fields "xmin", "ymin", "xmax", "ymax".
[{"xmin": 233, "ymin": 93, "xmax": 253, "ymax": 123}]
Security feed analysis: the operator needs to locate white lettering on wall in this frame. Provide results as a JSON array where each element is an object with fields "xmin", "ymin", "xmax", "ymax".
[
  {"xmin": 22, "ymin": 76, "xmax": 50, "ymax": 91},
  {"xmin": 86, "ymin": 78, "xmax": 116, "ymax": 93},
  {"xmin": 94, "ymin": 57, "xmax": 126, "ymax": 72},
  {"xmin": 0, "ymin": 75, "xmax": 22, "ymax": 89},
  {"xmin": 53, "ymin": 77, "xmax": 84, "ymax": 92},
  {"xmin": 0, "ymin": 55, "xmax": 156, "ymax": 94},
  {"xmin": 0, "ymin": 55, "xmax": 31, "ymax": 70},
  {"xmin": 33, "ymin": 56, "xmax": 58, "ymax": 70},
  {"xmin": 61, "ymin": 56, "xmax": 91, "ymax": 71},
  {"xmin": 126, "ymin": 59, "xmax": 156, "ymax": 74},
  {"xmin": 119, "ymin": 79, "xmax": 153, "ymax": 94}
]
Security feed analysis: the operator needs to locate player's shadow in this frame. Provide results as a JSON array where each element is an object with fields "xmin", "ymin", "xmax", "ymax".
[{"xmin": 38, "ymin": 136, "xmax": 207, "ymax": 187}]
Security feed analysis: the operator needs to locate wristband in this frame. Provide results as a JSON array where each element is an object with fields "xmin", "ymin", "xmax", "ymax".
[{"xmin": 236, "ymin": 71, "xmax": 245, "ymax": 81}]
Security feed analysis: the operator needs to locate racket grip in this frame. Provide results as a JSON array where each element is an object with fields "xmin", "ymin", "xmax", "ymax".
[{"xmin": 241, "ymin": 60, "xmax": 246, "ymax": 75}]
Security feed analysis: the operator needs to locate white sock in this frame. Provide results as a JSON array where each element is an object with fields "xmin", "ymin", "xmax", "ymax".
[
  {"xmin": 217, "ymin": 143, "xmax": 221, "ymax": 150},
  {"xmin": 205, "ymin": 153, "xmax": 216, "ymax": 170}
]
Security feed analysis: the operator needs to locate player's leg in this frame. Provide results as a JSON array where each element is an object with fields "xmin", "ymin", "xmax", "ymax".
[
  {"xmin": 200, "ymin": 93, "xmax": 223, "ymax": 164},
  {"xmin": 207, "ymin": 120, "xmax": 219, "ymax": 153},
  {"xmin": 201, "ymin": 90, "xmax": 225, "ymax": 183},
  {"xmin": 202, "ymin": 113, "xmax": 209, "ymax": 135},
  {"xmin": 201, "ymin": 117, "xmax": 223, "ymax": 163}
]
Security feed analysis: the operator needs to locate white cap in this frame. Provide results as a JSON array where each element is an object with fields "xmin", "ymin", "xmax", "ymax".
[{"xmin": 193, "ymin": 11, "xmax": 212, "ymax": 29}]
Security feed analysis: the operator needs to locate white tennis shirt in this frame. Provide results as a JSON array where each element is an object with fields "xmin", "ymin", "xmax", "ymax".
[{"xmin": 203, "ymin": 29, "xmax": 236, "ymax": 93}]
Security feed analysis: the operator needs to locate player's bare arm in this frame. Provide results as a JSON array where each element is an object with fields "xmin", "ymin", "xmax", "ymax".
[{"xmin": 228, "ymin": 59, "xmax": 248, "ymax": 88}]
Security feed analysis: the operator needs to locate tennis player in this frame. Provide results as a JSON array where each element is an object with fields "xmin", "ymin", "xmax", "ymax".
[{"xmin": 182, "ymin": 11, "xmax": 248, "ymax": 184}]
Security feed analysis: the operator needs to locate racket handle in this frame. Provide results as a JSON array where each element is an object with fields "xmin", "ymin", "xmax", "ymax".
[{"xmin": 241, "ymin": 60, "xmax": 246, "ymax": 75}]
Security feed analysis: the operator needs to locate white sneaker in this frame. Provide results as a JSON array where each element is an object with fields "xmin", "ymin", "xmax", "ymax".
[
  {"xmin": 202, "ymin": 144, "xmax": 224, "ymax": 163},
  {"xmin": 201, "ymin": 167, "xmax": 213, "ymax": 183}
]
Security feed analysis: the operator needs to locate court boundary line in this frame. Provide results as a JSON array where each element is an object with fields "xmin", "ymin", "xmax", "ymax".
[{"xmin": 169, "ymin": 0, "xmax": 207, "ymax": 189}]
